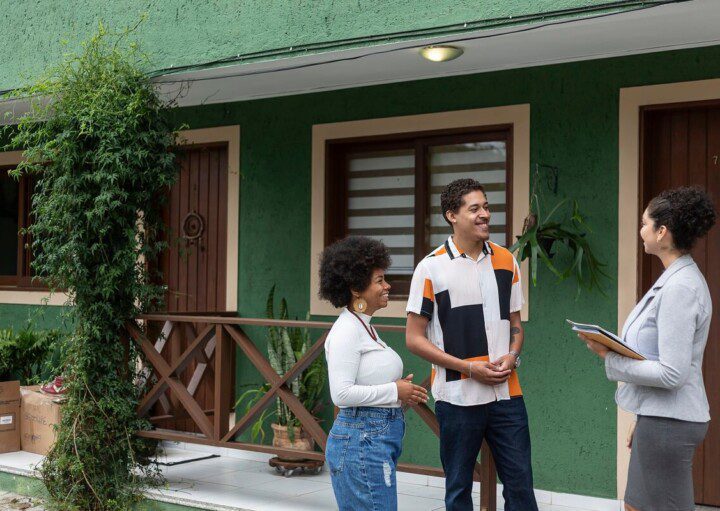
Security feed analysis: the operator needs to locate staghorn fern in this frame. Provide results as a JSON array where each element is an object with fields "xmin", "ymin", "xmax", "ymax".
[{"xmin": 510, "ymin": 195, "xmax": 610, "ymax": 297}]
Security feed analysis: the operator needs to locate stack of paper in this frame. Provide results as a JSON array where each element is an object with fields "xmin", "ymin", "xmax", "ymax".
[{"xmin": 566, "ymin": 319, "xmax": 645, "ymax": 360}]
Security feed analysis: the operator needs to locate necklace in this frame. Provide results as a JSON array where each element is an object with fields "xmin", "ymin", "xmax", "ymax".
[{"xmin": 349, "ymin": 310, "xmax": 382, "ymax": 345}]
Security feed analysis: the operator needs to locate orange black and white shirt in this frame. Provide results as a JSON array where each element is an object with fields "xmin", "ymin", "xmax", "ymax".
[{"xmin": 406, "ymin": 236, "xmax": 524, "ymax": 406}]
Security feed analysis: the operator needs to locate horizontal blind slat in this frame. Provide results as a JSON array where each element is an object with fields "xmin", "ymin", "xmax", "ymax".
[
  {"xmin": 429, "ymin": 141, "xmax": 508, "ymax": 247},
  {"xmin": 347, "ymin": 149, "xmax": 415, "ymax": 275}
]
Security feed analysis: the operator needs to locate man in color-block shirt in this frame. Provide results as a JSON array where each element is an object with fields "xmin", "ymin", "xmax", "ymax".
[{"xmin": 406, "ymin": 178, "xmax": 538, "ymax": 511}]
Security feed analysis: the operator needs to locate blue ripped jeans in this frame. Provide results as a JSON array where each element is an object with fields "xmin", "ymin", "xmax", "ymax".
[{"xmin": 326, "ymin": 407, "xmax": 405, "ymax": 511}]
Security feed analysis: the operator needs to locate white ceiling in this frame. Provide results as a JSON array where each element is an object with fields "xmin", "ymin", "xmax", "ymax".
[{"xmin": 154, "ymin": 0, "xmax": 720, "ymax": 107}]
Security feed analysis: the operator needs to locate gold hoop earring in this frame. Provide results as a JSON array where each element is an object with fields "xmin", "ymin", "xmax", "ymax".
[{"xmin": 352, "ymin": 297, "xmax": 368, "ymax": 313}]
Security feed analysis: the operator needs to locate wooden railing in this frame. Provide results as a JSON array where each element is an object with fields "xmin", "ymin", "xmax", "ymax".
[{"xmin": 126, "ymin": 313, "xmax": 497, "ymax": 510}]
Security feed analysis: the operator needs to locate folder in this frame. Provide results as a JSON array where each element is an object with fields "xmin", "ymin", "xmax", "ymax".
[{"xmin": 566, "ymin": 319, "xmax": 645, "ymax": 360}]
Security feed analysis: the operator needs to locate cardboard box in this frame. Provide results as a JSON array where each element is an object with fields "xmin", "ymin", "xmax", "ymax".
[
  {"xmin": 20, "ymin": 385, "xmax": 63, "ymax": 456},
  {"xmin": 0, "ymin": 381, "xmax": 22, "ymax": 453}
]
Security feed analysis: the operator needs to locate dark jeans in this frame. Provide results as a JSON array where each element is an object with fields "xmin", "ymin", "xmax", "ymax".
[{"xmin": 435, "ymin": 397, "xmax": 538, "ymax": 511}]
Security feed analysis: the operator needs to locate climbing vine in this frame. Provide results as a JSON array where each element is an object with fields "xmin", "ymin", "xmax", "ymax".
[{"xmin": 3, "ymin": 25, "xmax": 178, "ymax": 510}]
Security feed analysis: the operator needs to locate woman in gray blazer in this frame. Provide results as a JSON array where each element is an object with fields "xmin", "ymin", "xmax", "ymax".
[{"xmin": 583, "ymin": 186, "xmax": 716, "ymax": 511}]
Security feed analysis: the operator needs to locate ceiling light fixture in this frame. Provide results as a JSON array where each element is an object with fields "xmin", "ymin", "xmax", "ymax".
[{"xmin": 419, "ymin": 45, "xmax": 464, "ymax": 63}]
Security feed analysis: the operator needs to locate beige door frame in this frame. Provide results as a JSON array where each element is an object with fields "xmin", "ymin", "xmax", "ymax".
[{"xmin": 617, "ymin": 78, "xmax": 720, "ymax": 499}]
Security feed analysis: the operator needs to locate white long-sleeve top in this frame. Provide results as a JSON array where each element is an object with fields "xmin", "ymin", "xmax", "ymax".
[{"xmin": 325, "ymin": 308, "xmax": 403, "ymax": 408}]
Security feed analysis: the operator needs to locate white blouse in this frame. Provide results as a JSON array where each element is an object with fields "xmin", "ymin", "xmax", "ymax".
[{"xmin": 325, "ymin": 308, "xmax": 403, "ymax": 408}]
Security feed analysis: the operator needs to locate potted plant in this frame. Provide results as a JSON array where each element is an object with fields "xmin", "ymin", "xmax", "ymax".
[
  {"xmin": 236, "ymin": 286, "xmax": 326, "ymax": 460},
  {"xmin": 510, "ymin": 188, "xmax": 609, "ymax": 296}
]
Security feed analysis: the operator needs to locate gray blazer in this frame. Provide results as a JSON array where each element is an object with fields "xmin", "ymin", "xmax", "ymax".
[{"xmin": 605, "ymin": 255, "xmax": 712, "ymax": 422}]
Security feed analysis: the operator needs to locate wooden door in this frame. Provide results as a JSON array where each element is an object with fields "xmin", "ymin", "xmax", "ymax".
[
  {"xmin": 157, "ymin": 143, "xmax": 229, "ymax": 432},
  {"xmin": 641, "ymin": 102, "xmax": 720, "ymax": 506},
  {"xmin": 163, "ymin": 143, "xmax": 228, "ymax": 313}
]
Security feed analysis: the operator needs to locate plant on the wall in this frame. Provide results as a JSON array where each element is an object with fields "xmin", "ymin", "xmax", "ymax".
[
  {"xmin": 3, "ymin": 23, "xmax": 179, "ymax": 511},
  {"xmin": 510, "ymin": 164, "xmax": 610, "ymax": 296},
  {"xmin": 235, "ymin": 286, "xmax": 326, "ymax": 444}
]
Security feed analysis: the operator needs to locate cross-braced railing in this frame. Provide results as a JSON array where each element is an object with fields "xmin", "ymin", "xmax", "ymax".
[{"xmin": 126, "ymin": 313, "xmax": 497, "ymax": 510}]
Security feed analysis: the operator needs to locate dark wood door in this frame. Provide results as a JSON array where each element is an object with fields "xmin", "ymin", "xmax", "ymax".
[
  {"xmin": 157, "ymin": 143, "xmax": 229, "ymax": 432},
  {"xmin": 641, "ymin": 103, "xmax": 720, "ymax": 506},
  {"xmin": 163, "ymin": 143, "xmax": 228, "ymax": 313}
]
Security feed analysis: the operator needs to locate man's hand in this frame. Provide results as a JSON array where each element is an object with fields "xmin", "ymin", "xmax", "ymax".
[
  {"xmin": 491, "ymin": 353, "xmax": 517, "ymax": 372},
  {"xmin": 469, "ymin": 361, "xmax": 511, "ymax": 385}
]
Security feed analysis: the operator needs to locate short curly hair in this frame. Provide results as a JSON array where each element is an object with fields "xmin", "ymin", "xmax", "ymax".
[
  {"xmin": 318, "ymin": 236, "xmax": 391, "ymax": 308},
  {"xmin": 440, "ymin": 178, "xmax": 486, "ymax": 226},
  {"xmin": 647, "ymin": 186, "xmax": 716, "ymax": 252}
]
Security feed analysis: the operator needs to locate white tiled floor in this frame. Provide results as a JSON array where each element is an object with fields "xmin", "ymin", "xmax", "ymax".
[
  {"xmin": 0, "ymin": 448, "xmax": 717, "ymax": 511},
  {"xmin": 0, "ymin": 448, "xmax": 596, "ymax": 511}
]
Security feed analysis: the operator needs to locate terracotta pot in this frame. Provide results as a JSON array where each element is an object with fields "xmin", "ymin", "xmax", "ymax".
[{"xmin": 271, "ymin": 423, "xmax": 315, "ymax": 460}]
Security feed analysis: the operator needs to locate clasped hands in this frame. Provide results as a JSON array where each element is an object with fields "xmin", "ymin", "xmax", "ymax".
[
  {"xmin": 467, "ymin": 353, "xmax": 516, "ymax": 385},
  {"xmin": 395, "ymin": 353, "xmax": 518, "ymax": 405}
]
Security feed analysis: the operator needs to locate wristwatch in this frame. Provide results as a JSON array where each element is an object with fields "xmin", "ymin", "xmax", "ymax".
[{"xmin": 509, "ymin": 350, "xmax": 521, "ymax": 368}]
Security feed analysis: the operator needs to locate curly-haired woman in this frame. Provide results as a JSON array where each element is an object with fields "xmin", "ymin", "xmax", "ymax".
[
  {"xmin": 319, "ymin": 236, "xmax": 428, "ymax": 511},
  {"xmin": 583, "ymin": 186, "xmax": 716, "ymax": 511}
]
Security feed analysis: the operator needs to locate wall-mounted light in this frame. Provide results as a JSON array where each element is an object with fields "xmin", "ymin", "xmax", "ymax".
[{"xmin": 419, "ymin": 45, "xmax": 464, "ymax": 63}]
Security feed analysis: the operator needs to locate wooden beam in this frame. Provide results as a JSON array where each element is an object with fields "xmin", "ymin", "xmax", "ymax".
[
  {"xmin": 137, "ymin": 324, "xmax": 215, "ymax": 416},
  {"xmin": 222, "ymin": 325, "xmax": 328, "ymax": 446},
  {"xmin": 187, "ymin": 334, "xmax": 216, "ymax": 397},
  {"xmin": 479, "ymin": 442, "xmax": 497, "ymax": 511},
  {"xmin": 138, "ymin": 314, "xmax": 405, "ymax": 333},
  {"xmin": 213, "ymin": 324, "xmax": 232, "ymax": 441},
  {"xmin": 228, "ymin": 325, "xmax": 329, "ymax": 448},
  {"xmin": 138, "ymin": 321, "xmax": 174, "ymax": 414},
  {"xmin": 127, "ymin": 323, "xmax": 215, "ymax": 438},
  {"xmin": 129, "ymin": 316, "xmax": 496, "ymax": 511}
]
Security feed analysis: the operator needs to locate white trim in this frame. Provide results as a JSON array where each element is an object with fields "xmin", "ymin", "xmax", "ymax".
[
  {"xmin": 617, "ymin": 77, "xmax": 720, "ymax": 499},
  {"xmin": 177, "ymin": 125, "xmax": 241, "ymax": 312},
  {"xmin": 310, "ymin": 105, "xmax": 530, "ymax": 320}
]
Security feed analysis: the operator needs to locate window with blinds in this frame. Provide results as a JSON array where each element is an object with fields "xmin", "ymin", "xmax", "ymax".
[
  {"xmin": 326, "ymin": 128, "xmax": 511, "ymax": 296},
  {"xmin": 347, "ymin": 148, "xmax": 416, "ymax": 275}
]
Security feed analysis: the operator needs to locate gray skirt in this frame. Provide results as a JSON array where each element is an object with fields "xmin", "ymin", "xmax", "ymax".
[{"xmin": 625, "ymin": 415, "xmax": 708, "ymax": 511}]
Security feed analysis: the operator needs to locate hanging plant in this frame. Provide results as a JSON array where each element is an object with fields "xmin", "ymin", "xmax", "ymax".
[
  {"xmin": 2, "ymin": 23, "xmax": 179, "ymax": 511},
  {"xmin": 510, "ymin": 166, "xmax": 610, "ymax": 296}
]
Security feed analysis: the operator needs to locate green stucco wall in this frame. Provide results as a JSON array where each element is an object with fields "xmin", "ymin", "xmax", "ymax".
[
  {"xmin": 163, "ymin": 44, "xmax": 720, "ymax": 499},
  {"xmin": 0, "ymin": 305, "xmax": 65, "ymax": 331},
  {"xmin": 1, "ymin": 0, "xmax": 644, "ymax": 91},
  {"xmin": 3, "ymin": 41, "xmax": 720, "ymax": 499}
]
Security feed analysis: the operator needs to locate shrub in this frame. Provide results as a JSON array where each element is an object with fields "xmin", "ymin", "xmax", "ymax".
[{"xmin": 3, "ymin": 24, "xmax": 179, "ymax": 510}]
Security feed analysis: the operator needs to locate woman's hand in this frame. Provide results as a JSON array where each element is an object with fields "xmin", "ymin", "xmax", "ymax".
[
  {"xmin": 395, "ymin": 374, "xmax": 429, "ymax": 406},
  {"xmin": 469, "ymin": 361, "xmax": 512, "ymax": 385},
  {"xmin": 627, "ymin": 421, "xmax": 636, "ymax": 449},
  {"xmin": 578, "ymin": 333, "xmax": 610, "ymax": 359}
]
